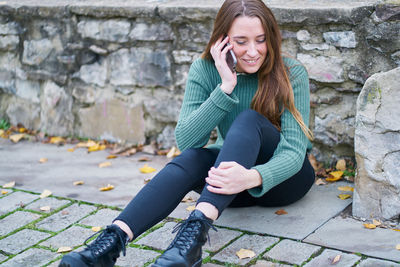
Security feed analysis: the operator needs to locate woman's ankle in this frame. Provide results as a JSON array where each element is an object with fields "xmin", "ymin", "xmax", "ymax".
[
  {"xmin": 195, "ymin": 202, "xmax": 218, "ymax": 221},
  {"xmin": 113, "ymin": 220, "xmax": 134, "ymax": 241}
]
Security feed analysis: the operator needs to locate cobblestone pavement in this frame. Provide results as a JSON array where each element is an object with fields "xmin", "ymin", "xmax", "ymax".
[{"xmin": 1, "ymin": 139, "xmax": 400, "ymax": 266}]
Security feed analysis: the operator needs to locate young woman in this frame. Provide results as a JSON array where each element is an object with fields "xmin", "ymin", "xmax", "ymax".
[{"xmin": 60, "ymin": 0, "xmax": 315, "ymax": 266}]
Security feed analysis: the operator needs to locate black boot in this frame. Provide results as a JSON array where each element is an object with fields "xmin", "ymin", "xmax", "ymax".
[
  {"xmin": 152, "ymin": 210, "xmax": 216, "ymax": 267},
  {"xmin": 59, "ymin": 224, "xmax": 128, "ymax": 267}
]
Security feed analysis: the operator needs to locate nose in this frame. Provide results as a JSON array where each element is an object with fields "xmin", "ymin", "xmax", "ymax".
[{"xmin": 246, "ymin": 42, "xmax": 258, "ymax": 57}]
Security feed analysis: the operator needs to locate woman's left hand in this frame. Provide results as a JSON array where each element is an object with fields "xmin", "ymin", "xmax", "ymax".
[{"xmin": 205, "ymin": 161, "xmax": 262, "ymax": 195}]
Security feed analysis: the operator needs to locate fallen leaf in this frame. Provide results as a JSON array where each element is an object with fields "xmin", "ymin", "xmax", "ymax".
[
  {"xmin": 107, "ymin": 155, "xmax": 117, "ymax": 159},
  {"xmin": 18, "ymin": 127, "xmax": 27, "ymax": 133},
  {"xmin": 326, "ymin": 171, "xmax": 344, "ymax": 182},
  {"xmin": 57, "ymin": 246, "xmax": 72, "ymax": 253},
  {"xmin": 332, "ymin": 254, "xmax": 341, "ymax": 264},
  {"xmin": 61, "ymin": 210, "xmax": 69, "ymax": 215},
  {"xmin": 372, "ymin": 219, "xmax": 382, "ymax": 226},
  {"xmin": 364, "ymin": 223, "xmax": 377, "ymax": 229},
  {"xmin": 308, "ymin": 154, "xmax": 322, "ymax": 171},
  {"xmin": 138, "ymin": 156, "xmax": 150, "ymax": 162},
  {"xmin": 19, "ymin": 202, "xmax": 25, "ymax": 208},
  {"xmin": 275, "ymin": 209, "xmax": 288, "ymax": 215},
  {"xmin": 236, "ymin": 248, "xmax": 256, "ymax": 259},
  {"xmin": 141, "ymin": 144, "xmax": 157, "ymax": 155},
  {"xmin": 0, "ymin": 129, "xmax": 4, "ymax": 137},
  {"xmin": 40, "ymin": 206, "xmax": 51, "ymax": 212},
  {"xmin": 186, "ymin": 205, "xmax": 196, "ymax": 211},
  {"xmin": 3, "ymin": 181, "xmax": 15, "ymax": 188},
  {"xmin": 139, "ymin": 164, "xmax": 156, "ymax": 174},
  {"xmin": 144, "ymin": 177, "xmax": 152, "ymax": 184},
  {"xmin": 10, "ymin": 133, "xmax": 25, "ymax": 143},
  {"xmin": 337, "ymin": 186, "xmax": 354, "ymax": 192},
  {"xmin": 50, "ymin": 136, "xmax": 65, "ymax": 144},
  {"xmin": 39, "ymin": 158, "xmax": 48, "ymax": 163},
  {"xmin": 120, "ymin": 147, "xmax": 137, "ymax": 156},
  {"xmin": 67, "ymin": 148, "xmax": 75, "ymax": 152},
  {"xmin": 99, "ymin": 184, "xmax": 114, "ymax": 191},
  {"xmin": 92, "ymin": 226, "xmax": 101, "ymax": 232},
  {"xmin": 167, "ymin": 146, "xmax": 177, "ymax": 158},
  {"xmin": 1, "ymin": 190, "xmax": 8, "ymax": 195},
  {"xmin": 40, "ymin": 189, "xmax": 52, "ymax": 198},
  {"xmin": 76, "ymin": 140, "xmax": 97, "ymax": 148},
  {"xmin": 396, "ymin": 244, "xmax": 400, "ymax": 250},
  {"xmin": 393, "ymin": 229, "xmax": 400, "ymax": 232},
  {"xmin": 88, "ymin": 144, "xmax": 106, "ymax": 152},
  {"xmin": 338, "ymin": 194, "xmax": 351, "ymax": 200},
  {"xmin": 73, "ymin": 181, "xmax": 84, "ymax": 186},
  {"xmin": 335, "ymin": 159, "xmax": 346, "ymax": 171},
  {"xmin": 182, "ymin": 196, "xmax": 195, "ymax": 203},
  {"xmin": 98, "ymin": 161, "xmax": 112, "ymax": 168},
  {"xmin": 315, "ymin": 178, "xmax": 326, "ymax": 185}
]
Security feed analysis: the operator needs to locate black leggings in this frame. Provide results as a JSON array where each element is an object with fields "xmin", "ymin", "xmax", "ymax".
[{"xmin": 115, "ymin": 109, "xmax": 315, "ymax": 238}]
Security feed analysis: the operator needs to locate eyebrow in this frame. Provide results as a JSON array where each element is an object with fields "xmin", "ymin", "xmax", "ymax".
[{"xmin": 232, "ymin": 34, "xmax": 266, "ymax": 39}]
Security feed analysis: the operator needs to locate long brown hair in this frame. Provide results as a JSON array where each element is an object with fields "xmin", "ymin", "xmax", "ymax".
[{"xmin": 202, "ymin": 0, "xmax": 313, "ymax": 140}]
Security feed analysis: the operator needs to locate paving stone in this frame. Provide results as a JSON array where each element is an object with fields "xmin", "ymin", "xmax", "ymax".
[
  {"xmin": 47, "ymin": 259, "xmax": 62, "ymax": 267},
  {"xmin": 357, "ymin": 258, "xmax": 400, "ymax": 267},
  {"xmin": 79, "ymin": 208, "xmax": 121, "ymax": 227},
  {"xmin": 1, "ymin": 248, "xmax": 58, "ymax": 267},
  {"xmin": 25, "ymin": 197, "xmax": 70, "ymax": 213},
  {"xmin": 304, "ymin": 216, "xmax": 400, "ymax": 262},
  {"xmin": 215, "ymin": 182, "xmax": 352, "ymax": 240},
  {"xmin": 0, "ymin": 211, "xmax": 40, "ymax": 236},
  {"xmin": 304, "ymin": 249, "xmax": 361, "ymax": 267},
  {"xmin": 204, "ymin": 227, "xmax": 242, "ymax": 252},
  {"xmin": 41, "ymin": 225, "xmax": 94, "ymax": 250},
  {"xmin": 212, "ymin": 234, "xmax": 279, "ymax": 265},
  {"xmin": 115, "ymin": 246, "xmax": 160, "ymax": 267},
  {"xmin": 252, "ymin": 260, "xmax": 291, "ymax": 267},
  {"xmin": 0, "ymin": 191, "xmax": 38, "ymax": 215},
  {"xmin": 202, "ymin": 263, "xmax": 224, "ymax": 267},
  {"xmin": 265, "ymin": 239, "xmax": 321, "ymax": 265},
  {"xmin": 136, "ymin": 222, "xmax": 175, "ymax": 250},
  {"xmin": 0, "ymin": 253, "xmax": 8, "ymax": 263},
  {"xmin": 36, "ymin": 203, "xmax": 96, "ymax": 232},
  {"xmin": 0, "ymin": 229, "xmax": 51, "ymax": 254}
]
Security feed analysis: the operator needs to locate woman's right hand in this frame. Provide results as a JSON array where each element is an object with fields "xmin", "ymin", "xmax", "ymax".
[{"xmin": 210, "ymin": 36, "xmax": 237, "ymax": 95}]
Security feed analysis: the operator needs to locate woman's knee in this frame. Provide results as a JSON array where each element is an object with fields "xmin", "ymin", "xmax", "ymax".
[{"xmin": 169, "ymin": 148, "xmax": 218, "ymax": 176}]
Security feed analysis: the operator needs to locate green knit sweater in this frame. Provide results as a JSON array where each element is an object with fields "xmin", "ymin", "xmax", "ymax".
[{"xmin": 175, "ymin": 56, "xmax": 312, "ymax": 198}]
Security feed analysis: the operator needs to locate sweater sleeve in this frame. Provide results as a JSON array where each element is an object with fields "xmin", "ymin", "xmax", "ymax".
[
  {"xmin": 175, "ymin": 59, "xmax": 239, "ymax": 151},
  {"xmin": 248, "ymin": 63, "xmax": 311, "ymax": 197}
]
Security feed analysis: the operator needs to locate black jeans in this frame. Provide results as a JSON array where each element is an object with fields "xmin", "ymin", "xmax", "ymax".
[{"xmin": 115, "ymin": 109, "xmax": 314, "ymax": 237}]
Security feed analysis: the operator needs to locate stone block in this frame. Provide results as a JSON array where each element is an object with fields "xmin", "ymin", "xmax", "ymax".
[
  {"xmin": 36, "ymin": 204, "xmax": 96, "ymax": 232},
  {"xmin": 22, "ymin": 39, "xmax": 53, "ymax": 65},
  {"xmin": 376, "ymin": 3, "xmax": 400, "ymax": 22},
  {"xmin": 0, "ymin": 229, "xmax": 51, "ymax": 254},
  {"xmin": 157, "ymin": 125, "xmax": 177, "ymax": 149},
  {"xmin": 297, "ymin": 54, "xmax": 344, "ymax": 83},
  {"xmin": 357, "ymin": 258, "xmax": 400, "ymax": 267},
  {"xmin": 252, "ymin": 260, "xmax": 291, "ymax": 267},
  {"xmin": 353, "ymin": 67, "xmax": 400, "ymax": 220},
  {"xmin": 0, "ymin": 70, "xmax": 15, "ymax": 94},
  {"xmin": 0, "ymin": 253, "xmax": 8, "ymax": 263},
  {"xmin": 79, "ymin": 208, "xmax": 121, "ymax": 227},
  {"xmin": 75, "ymin": 59, "xmax": 108, "ymax": 87},
  {"xmin": 129, "ymin": 21, "xmax": 173, "ymax": 41},
  {"xmin": 25, "ymin": 197, "xmax": 71, "ymax": 213},
  {"xmin": 116, "ymin": 246, "xmax": 160, "ymax": 267},
  {"xmin": 296, "ymin": 30, "xmax": 310, "ymax": 41},
  {"xmin": 204, "ymin": 228, "xmax": 242, "ymax": 252},
  {"xmin": 136, "ymin": 222, "xmax": 175, "ymax": 250},
  {"xmin": 303, "ymin": 249, "xmax": 361, "ymax": 267},
  {"xmin": 323, "ymin": 31, "xmax": 357, "ymax": 48},
  {"xmin": 0, "ymin": 191, "xmax": 39, "ymax": 216},
  {"xmin": 15, "ymin": 78, "xmax": 41, "ymax": 103},
  {"xmin": 0, "ymin": 52, "xmax": 19, "ymax": 72},
  {"xmin": 366, "ymin": 22, "xmax": 400, "ymax": 53},
  {"xmin": 0, "ymin": 35, "xmax": 19, "ymax": 51},
  {"xmin": 265, "ymin": 239, "xmax": 321, "ymax": 265},
  {"xmin": 1, "ymin": 248, "xmax": 57, "ymax": 267},
  {"xmin": 0, "ymin": 211, "xmax": 41, "ymax": 237},
  {"xmin": 212, "ymin": 234, "xmax": 279, "ymax": 265},
  {"xmin": 41, "ymin": 226, "xmax": 94, "ymax": 249},
  {"xmin": 0, "ymin": 22, "xmax": 20, "ymax": 35},
  {"xmin": 78, "ymin": 99, "xmax": 145, "ymax": 144},
  {"xmin": 77, "ymin": 19, "xmax": 131, "ymax": 42},
  {"xmin": 6, "ymin": 96, "xmax": 41, "ymax": 129},
  {"xmin": 172, "ymin": 50, "xmax": 200, "ymax": 64}
]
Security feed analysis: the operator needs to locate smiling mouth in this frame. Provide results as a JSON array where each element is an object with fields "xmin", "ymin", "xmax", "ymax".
[{"xmin": 242, "ymin": 58, "xmax": 259, "ymax": 64}]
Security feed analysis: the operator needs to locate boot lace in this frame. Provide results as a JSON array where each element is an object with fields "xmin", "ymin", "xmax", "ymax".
[{"xmin": 84, "ymin": 226, "xmax": 127, "ymax": 257}]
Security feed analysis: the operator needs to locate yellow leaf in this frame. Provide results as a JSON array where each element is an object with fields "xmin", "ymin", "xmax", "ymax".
[
  {"xmin": 332, "ymin": 254, "xmax": 341, "ymax": 264},
  {"xmin": 3, "ymin": 181, "xmax": 15, "ymax": 188},
  {"xmin": 326, "ymin": 171, "xmax": 344, "ymax": 182},
  {"xmin": 336, "ymin": 159, "xmax": 346, "ymax": 171},
  {"xmin": 186, "ymin": 205, "xmax": 196, "ymax": 211},
  {"xmin": 1, "ymin": 190, "xmax": 8, "ymax": 195},
  {"xmin": 107, "ymin": 155, "xmax": 117, "ymax": 159},
  {"xmin": 76, "ymin": 140, "xmax": 96, "ymax": 148},
  {"xmin": 393, "ymin": 229, "xmax": 400, "ymax": 232},
  {"xmin": 396, "ymin": 244, "xmax": 400, "ymax": 250},
  {"xmin": 39, "ymin": 158, "xmax": 48, "ymax": 163},
  {"xmin": 139, "ymin": 164, "xmax": 156, "ymax": 174},
  {"xmin": 88, "ymin": 144, "xmax": 101, "ymax": 152},
  {"xmin": 67, "ymin": 148, "xmax": 75, "ymax": 152},
  {"xmin": 338, "ymin": 186, "xmax": 354, "ymax": 192},
  {"xmin": 338, "ymin": 194, "xmax": 351, "ymax": 200},
  {"xmin": 236, "ymin": 248, "xmax": 256, "ymax": 259},
  {"xmin": 10, "ymin": 133, "xmax": 25, "ymax": 143},
  {"xmin": 19, "ymin": 127, "xmax": 27, "ymax": 133},
  {"xmin": 99, "ymin": 184, "xmax": 114, "ymax": 191},
  {"xmin": 92, "ymin": 226, "xmax": 102, "ymax": 232},
  {"xmin": 275, "ymin": 209, "xmax": 288, "ymax": 215},
  {"xmin": 57, "ymin": 246, "xmax": 72, "ymax": 253},
  {"xmin": 40, "ymin": 206, "xmax": 51, "ymax": 212},
  {"xmin": 73, "ymin": 181, "xmax": 84, "ymax": 186},
  {"xmin": 167, "ymin": 146, "xmax": 179, "ymax": 158},
  {"xmin": 182, "ymin": 196, "xmax": 195, "ymax": 203},
  {"xmin": 364, "ymin": 223, "xmax": 377, "ymax": 229},
  {"xmin": 0, "ymin": 129, "xmax": 4, "ymax": 136},
  {"xmin": 50, "ymin": 136, "xmax": 65, "ymax": 144},
  {"xmin": 98, "ymin": 161, "xmax": 112, "ymax": 168},
  {"xmin": 40, "ymin": 189, "xmax": 52, "ymax": 199},
  {"xmin": 372, "ymin": 219, "xmax": 382, "ymax": 226},
  {"xmin": 315, "ymin": 178, "xmax": 326, "ymax": 185}
]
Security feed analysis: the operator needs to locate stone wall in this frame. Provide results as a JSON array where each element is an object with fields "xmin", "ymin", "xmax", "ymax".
[{"xmin": 0, "ymin": 0, "xmax": 399, "ymax": 162}]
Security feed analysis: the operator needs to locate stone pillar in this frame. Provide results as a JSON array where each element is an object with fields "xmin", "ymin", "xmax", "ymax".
[{"xmin": 353, "ymin": 67, "xmax": 400, "ymax": 220}]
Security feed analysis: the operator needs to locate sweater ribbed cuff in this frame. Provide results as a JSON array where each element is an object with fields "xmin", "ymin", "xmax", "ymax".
[
  {"xmin": 248, "ymin": 166, "xmax": 274, "ymax": 197},
  {"xmin": 209, "ymin": 84, "xmax": 239, "ymax": 112}
]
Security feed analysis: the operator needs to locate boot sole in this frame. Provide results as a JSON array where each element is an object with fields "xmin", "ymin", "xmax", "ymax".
[
  {"xmin": 59, "ymin": 254, "xmax": 89, "ymax": 267},
  {"xmin": 193, "ymin": 258, "xmax": 202, "ymax": 267}
]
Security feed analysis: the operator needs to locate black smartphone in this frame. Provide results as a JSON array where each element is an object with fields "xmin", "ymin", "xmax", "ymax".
[{"xmin": 223, "ymin": 36, "xmax": 237, "ymax": 73}]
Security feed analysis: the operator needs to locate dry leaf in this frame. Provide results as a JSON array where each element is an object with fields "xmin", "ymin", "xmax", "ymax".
[
  {"xmin": 275, "ymin": 209, "xmax": 288, "ymax": 215},
  {"xmin": 19, "ymin": 127, "xmax": 27, "ymax": 133},
  {"xmin": 332, "ymin": 254, "xmax": 341, "ymax": 264},
  {"xmin": 308, "ymin": 154, "xmax": 322, "ymax": 171},
  {"xmin": 167, "ymin": 146, "xmax": 177, "ymax": 158},
  {"xmin": 40, "ymin": 189, "xmax": 52, "ymax": 198},
  {"xmin": 40, "ymin": 206, "xmax": 51, "ymax": 212},
  {"xmin": 88, "ymin": 144, "xmax": 106, "ymax": 152},
  {"xmin": 336, "ymin": 159, "xmax": 346, "ymax": 171},
  {"xmin": 57, "ymin": 246, "xmax": 72, "ymax": 253},
  {"xmin": 67, "ymin": 148, "xmax": 75, "ymax": 152},
  {"xmin": 139, "ymin": 164, "xmax": 156, "ymax": 174},
  {"xmin": 182, "ymin": 196, "xmax": 195, "ymax": 203},
  {"xmin": 315, "ymin": 178, "xmax": 326, "ymax": 185},
  {"xmin": 144, "ymin": 177, "xmax": 152, "ymax": 184},
  {"xmin": 372, "ymin": 219, "xmax": 382, "ymax": 226},
  {"xmin": 76, "ymin": 140, "xmax": 97, "ymax": 148},
  {"xmin": 73, "ymin": 181, "xmax": 84, "ymax": 186},
  {"xmin": 337, "ymin": 186, "xmax": 354, "ymax": 192},
  {"xmin": 338, "ymin": 194, "xmax": 351, "ymax": 200},
  {"xmin": 10, "ymin": 133, "xmax": 25, "ymax": 143},
  {"xmin": 393, "ymin": 229, "xmax": 400, "ymax": 232},
  {"xmin": 61, "ymin": 210, "xmax": 69, "ymax": 215},
  {"xmin": 326, "ymin": 171, "xmax": 344, "ymax": 182},
  {"xmin": 138, "ymin": 156, "xmax": 150, "ymax": 162},
  {"xmin": 1, "ymin": 190, "xmax": 8, "ymax": 195},
  {"xmin": 396, "ymin": 244, "xmax": 400, "ymax": 250},
  {"xmin": 99, "ymin": 184, "xmax": 114, "ymax": 191},
  {"xmin": 98, "ymin": 161, "xmax": 112, "ymax": 168},
  {"xmin": 107, "ymin": 155, "xmax": 117, "ymax": 159},
  {"xmin": 92, "ymin": 226, "xmax": 101, "ymax": 232},
  {"xmin": 50, "ymin": 136, "xmax": 65, "ymax": 144},
  {"xmin": 120, "ymin": 148, "xmax": 137, "ymax": 157},
  {"xmin": 39, "ymin": 158, "xmax": 48, "ymax": 163},
  {"xmin": 3, "ymin": 181, "xmax": 15, "ymax": 188},
  {"xmin": 236, "ymin": 248, "xmax": 256, "ymax": 259},
  {"xmin": 186, "ymin": 205, "xmax": 196, "ymax": 211},
  {"xmin": 141, "ymin": 144, "xmax": 157, "ymax": 155},
  {"xmin": 364, "ymin": 223, "xmax": 377, "ymax": 229}
]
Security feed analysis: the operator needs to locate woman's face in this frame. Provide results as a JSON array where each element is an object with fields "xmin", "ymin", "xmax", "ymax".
[{"xmin": 227, "ymin": 16, "xmax": 267, "ymax": 74}]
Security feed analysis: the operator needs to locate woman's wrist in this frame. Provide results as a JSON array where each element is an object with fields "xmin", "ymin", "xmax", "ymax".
[
  {"xmin": 220, "ymin": 83, "xmax": 234, "ymax": 95},
  {"xmin": 247, "ymin": 169, "xmax": 262, "ymax": 189}
]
